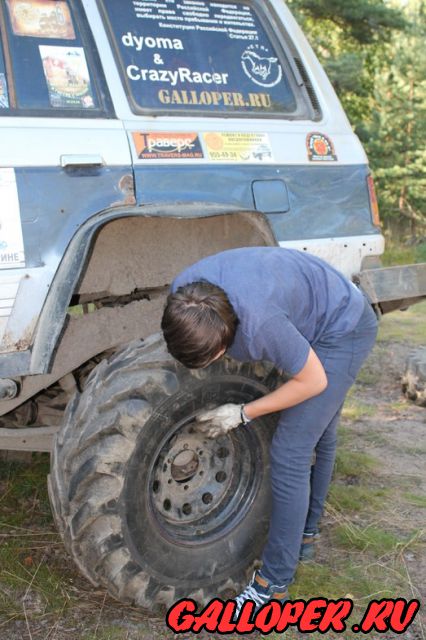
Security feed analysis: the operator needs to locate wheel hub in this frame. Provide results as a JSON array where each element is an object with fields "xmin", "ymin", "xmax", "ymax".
[
  {"xmin": 171, "ymin": 449, "xmax": 199, "ymax": 482},
  {"xmin": 151, "ymin": 425, "xmax": 234, "ymax": 525}
]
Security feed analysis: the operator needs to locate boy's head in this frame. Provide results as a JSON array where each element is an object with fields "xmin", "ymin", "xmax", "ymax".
[{"xmin": 161, "ymin": 281, "xmax": 238, "ymax": 369}]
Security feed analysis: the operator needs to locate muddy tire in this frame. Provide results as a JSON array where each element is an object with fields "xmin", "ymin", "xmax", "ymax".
[
  {"xmin": 402, "ymin": 347, "xmax": 426, "ymax": 407},
  {"xmin": 48, "ymin": 335, "xmax": 280, "ymax": 611}
]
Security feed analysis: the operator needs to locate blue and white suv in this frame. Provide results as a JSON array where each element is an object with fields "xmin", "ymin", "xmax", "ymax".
[{"xmin": 0, "ymin": 0, "xmax": 424, "ymax": 610}]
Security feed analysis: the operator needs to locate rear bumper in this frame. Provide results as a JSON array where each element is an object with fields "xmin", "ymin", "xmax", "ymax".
[{"xmin": 354, "ymin": 263, "xmax": 426, "ymax": 314}]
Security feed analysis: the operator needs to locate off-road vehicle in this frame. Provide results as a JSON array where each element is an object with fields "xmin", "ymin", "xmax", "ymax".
[{"xmin": 0, "ymin": 0, "xmax": 424, "ymax": 611}]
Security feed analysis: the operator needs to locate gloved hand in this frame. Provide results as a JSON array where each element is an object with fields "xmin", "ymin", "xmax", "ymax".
[{"xmin": 195, "ymin": 403, "xmax": 249, "ymax": 438}]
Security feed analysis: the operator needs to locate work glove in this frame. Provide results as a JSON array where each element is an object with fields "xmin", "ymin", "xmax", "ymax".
[{"xmin": 195, "ymin": 403, "xmax": 250, "ymax": 438}]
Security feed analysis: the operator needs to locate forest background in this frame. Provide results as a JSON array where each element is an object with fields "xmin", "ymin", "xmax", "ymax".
[{"xmin": 287, "ymin": 0, "xmax": 426, "ymax": 264}]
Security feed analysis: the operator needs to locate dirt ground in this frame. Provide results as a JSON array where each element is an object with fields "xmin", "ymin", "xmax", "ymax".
[
  {"xmin": 0, "ymin": 305, "xmax": 425, "ymax": 640},
  {"xmin": 341, "ymin": 340, "xmax": 425, "ymax": 621}
]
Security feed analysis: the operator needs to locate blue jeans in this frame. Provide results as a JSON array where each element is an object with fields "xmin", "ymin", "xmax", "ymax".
[{"xmin": 261, "ymin": 296, "xmax": 378, "ymax": 585}]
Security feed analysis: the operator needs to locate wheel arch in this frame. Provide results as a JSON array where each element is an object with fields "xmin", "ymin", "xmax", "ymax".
[
  {"xmin": 31, "ymin": 203, "xmax": 276, "ymax": 375},
  {"xmin": 0, "ymin": 204, "xmax": 276, "ymax": 422}
]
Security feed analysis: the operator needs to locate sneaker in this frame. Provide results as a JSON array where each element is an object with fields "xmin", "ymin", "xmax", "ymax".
[
  {"xmin": 299, "ymin": 531, "xmax": 320, "ymax": 562},
  {"xmin": 234, "ymin": 570, "xmax": 288, "ymax": 618}
]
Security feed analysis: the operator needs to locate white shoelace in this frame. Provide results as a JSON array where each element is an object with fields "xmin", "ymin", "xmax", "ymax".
[{"xmin": 235, "ymin": 584, "xmax": 270, "ymax": 615}]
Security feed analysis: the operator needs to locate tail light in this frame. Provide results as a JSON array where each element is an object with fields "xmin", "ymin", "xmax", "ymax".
[{"xmin": 367, "ymin": 174, "xmax": 381, "ymax": 227}]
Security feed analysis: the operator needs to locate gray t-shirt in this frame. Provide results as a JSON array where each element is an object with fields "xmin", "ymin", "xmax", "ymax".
[{"xmin": 171, "ymin": 247, "xmax": 365, "ymax": 376}]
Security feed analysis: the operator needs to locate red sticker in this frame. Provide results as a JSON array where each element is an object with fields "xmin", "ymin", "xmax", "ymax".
[{"xmin": 307, "ymin": 132, "xmax": 337, "ymax": 162}]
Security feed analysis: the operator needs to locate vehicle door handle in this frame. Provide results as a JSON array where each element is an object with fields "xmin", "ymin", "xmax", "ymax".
[{"xmin": 60, "ymin": 154, "xmax": 104, "ymax": 168}]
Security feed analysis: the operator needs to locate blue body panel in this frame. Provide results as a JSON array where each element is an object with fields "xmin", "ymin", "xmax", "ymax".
[
  {"xmin": 17, "ymin": 166, "xmax": 134, "ymax": 268},
  {"xmin": 18, "ymin": 162, "xmax": 378, "ymax": 275},
  {"xmin": 134, "ymin": 164, "xmax": 378, "ymax": 241},
  {"xmin": 0, "ymin": 162, "xmax": 379, "ymax": 377}
]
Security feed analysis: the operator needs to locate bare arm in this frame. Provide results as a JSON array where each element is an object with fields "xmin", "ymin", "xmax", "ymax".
[{"xmin": 243, "ymin": 348, "xmax": 328, "ymax": 421}]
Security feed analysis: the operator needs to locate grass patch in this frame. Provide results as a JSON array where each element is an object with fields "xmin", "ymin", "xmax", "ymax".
[
  {"xmin": 382, "ymin": 244, "xmax": 416, "ymax": 266},
  {"xmin": 0, "ymin": 455, "xmax": 80, "ymax": 625},
  {"xmin": 394, "ymin": 475, "xmax": 424, "ymax": 490},
  {"xmin": 0, "ymin": 542, "xmax": 73, "ymax": 620},
  {"xmin": 334, "ymin": 449, "xmax": 377, "ymax": 480},
  {"xmin": 341, "ymin": 386, "xmax": 377, "ymax": 422},
  {"xmin": 292, "ymin": 559, "xmax": 396, "ymax": 601},
  {"xmin": 388, "ymin": 400, "xmax": 410, "ymax": 411},
  {"xmin": 342, "ymin": 401, "xmax": 376, "ymax": 421},
  {"xmin": 291, "ymin": 562, "xmax": 351, "ymax": 599},
  {"xmin": 377, "ymin": 300, "xmax": 426, "ymax": 345},
  {"xmin": 328, "ymin": 484, "xmax": 389, "ymax": 513},
  {"xmin": 277, "ymin": 516, "xmax": 421, "ymax": 640},
  {"xmin": 336, "ymin": 425, "xmax": 354, "ymax": 448},
  {"xmin": 284, "ymin": 560, "xmax": 405, "ymax": 640},
  {"xmin": 333, "ymin": 524, "xmax": 404, "ymax": 555},
  {"xmin": 354, "ymin": 365, "xmax": 377, "ymax": 386},
  {"xmin": 329, "ymin": 447, "xmax": 386, "ymax": 514},
  {"xmin": 399, "ymin": 444, "xmax": 426, "ymax": 456},
  {"xmin": 403, "ymin": 492, "xmax": 426, "ymax": 508},
  {"xmin": 382, "ymin": 241, "xmax": 426, "ymax": 266},
  {"xmin": 355, "ymin": 430, "xmax": 389, "ymax": 447},
  {"xmin": 0, "ymin": 454, "xmax": 52, "ymax": 529}
]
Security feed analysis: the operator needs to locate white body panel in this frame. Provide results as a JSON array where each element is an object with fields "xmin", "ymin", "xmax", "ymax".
[
  {"xmin": 0, "ymin": 119, "xmax": 130, "ymax": 168},
  {"xmin": 280, "ymin": 235, "xmax": 385, "ymax": 279},
  {"xmin": 125, "ymin": 128, "xmax": 367, "ymax": 166},
  {"xmin": 82, "ymin": 0, "xmax": 368, "ymax": 167}
]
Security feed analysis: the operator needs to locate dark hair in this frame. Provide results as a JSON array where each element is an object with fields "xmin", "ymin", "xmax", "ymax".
[{"xmin": 161, "ymin": 281, "xmax": 238, "ymax": 368}]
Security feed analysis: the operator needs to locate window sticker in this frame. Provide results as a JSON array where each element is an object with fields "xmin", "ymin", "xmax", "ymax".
[
  {"xmin": 203, "ymin": 132, "xmax": 274, "ymax": 162},
  {"xmin": 307, "ymin": 132, "xmax": 337, "ymax": 162},
  {"xmin": 7, "ymin": 0, "xmax": 75, "ymax": 39},
  {"xmin": 39, "ymin": 45, "xmax": 95, "ymax": 108},
  {"xmin": 0, "ymin": 169, "xmax": 25, "ymax": 269},
  {"xmin": 0, "ymin": 73, "xmax": 9, "ymax": 108},
  {"xmin": 102, "ymin": 0, "xmax": 297, "ymax": 114},
  {"xmin": 241, "ymin": 45, "xmax": 282, "ymax": 88},
  {"xmin": 132, "ymin": 132, "xmax": 204, "ymax": 159}
]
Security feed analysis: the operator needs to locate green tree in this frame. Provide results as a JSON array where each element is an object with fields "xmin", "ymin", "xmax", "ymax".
[
  {"xmin": 365, "ymin": 0, "xmax": 426, "ymax": 235},
  {"xmin": 288, "ymin": 0, "xmax": 405, "ymax": 42},
  {"xmin": 286, "ymin": 0, "xmax": 406, "ymax": 122}
]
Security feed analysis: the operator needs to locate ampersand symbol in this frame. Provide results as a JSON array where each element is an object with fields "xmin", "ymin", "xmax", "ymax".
[{"xmin": 153, "ymin": 54, "xmax": 164, "ymax": 65}]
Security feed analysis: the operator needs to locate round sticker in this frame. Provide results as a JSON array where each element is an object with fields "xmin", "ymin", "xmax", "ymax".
[
  {"xmin": 241, "ymin": 45, "xmax": 282, "ymax": 88},
  {"xmin": 306, "ymin": 133, "xmax": 337, "ymax": 162}
]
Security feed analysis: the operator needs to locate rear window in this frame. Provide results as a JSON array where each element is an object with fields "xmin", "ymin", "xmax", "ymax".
[
  {"xmin": 0, "ymin": 0, "xmax": 112, "ymax": 116},
  {"xmin": 100, "ymin": 0, "xmax": 310, "ymax": 117}
]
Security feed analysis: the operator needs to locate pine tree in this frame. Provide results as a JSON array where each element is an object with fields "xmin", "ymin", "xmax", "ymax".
[
  {"xmin": 288, "ymin": 0, "xmax": 405, "ymax": 43},
  {"xmin": 365, "ymin": 0, "xmax": 426, "ymax": 235},
  {"xmin": 286, "ymin": 0, "xmax": 406, "ymax": 122}
]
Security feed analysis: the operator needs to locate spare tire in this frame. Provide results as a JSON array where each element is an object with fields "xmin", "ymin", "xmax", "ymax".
[
  {"xmin": 402, "ymin": 347, "xmax": 426, "ymax": 407},
  {"xmin": 48, "ymin": 335, "xmax": 280, "ymax": 611}
]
